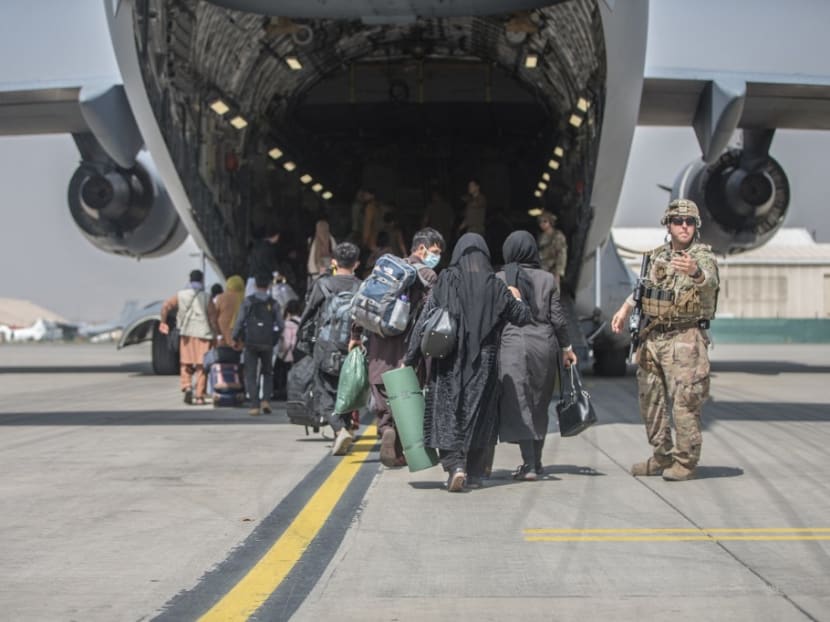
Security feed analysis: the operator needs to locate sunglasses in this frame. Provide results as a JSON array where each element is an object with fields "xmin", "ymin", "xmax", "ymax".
[{"xmin": 670, "ymin": 217, "xmax": 696, "ymax": 226}]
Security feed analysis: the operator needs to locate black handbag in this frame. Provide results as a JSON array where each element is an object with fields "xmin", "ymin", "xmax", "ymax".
[
  {"xmin": 556, "ymin": 365, "xmax": 597, "ymax": 437},
  {"xmin": 419, "ymin": 306, "xmax": 457, "ymax": 359},
  {"xmin": 168, "ymin": 327, "xmax": 180, "ymax": 354}
]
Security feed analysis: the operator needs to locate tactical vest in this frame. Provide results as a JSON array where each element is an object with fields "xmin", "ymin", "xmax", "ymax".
[{"xmin": 640, "ymin": 242, "xmax": 718, "ymax": 324}]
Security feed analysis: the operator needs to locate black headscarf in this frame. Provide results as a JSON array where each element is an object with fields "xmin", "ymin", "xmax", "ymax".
[
  {"xmin": 432, "ymin": 233, "xmax": 508, "ymax": 382},
  {"xmin": 502, "ymin": 230, "xmax": 540, "ymax": 316}
]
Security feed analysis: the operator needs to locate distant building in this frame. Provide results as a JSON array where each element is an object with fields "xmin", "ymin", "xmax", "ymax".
[
  {"xmin": 0, "ymin": 298, "xmax": 68, "ymax": 327},
  {"xmin": 612, "ymin": 228, "xmax": 830, "ymax": 319}
]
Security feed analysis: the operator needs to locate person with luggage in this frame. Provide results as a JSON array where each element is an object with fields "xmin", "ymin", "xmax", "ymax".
[
  {"xmin": 210, "ymin": 275, "xmax": 245, "ymax": 347},
  {"xmin": 273, "ymin": 299, "xmax": 302, "ymax": 401},
  {"xmin": 297, "ymin": 242, "xmax": 362, "ymax": 455},
  {"xmin": 233, "ymin": 272, "xmax": 284, "ymax": 416},
  {"xmin": 404, "ymin": 233, "xmax": 530, "ymax": 492},
  {"xmin": 350, "ymin": 228, "xmax": 444, "ymax": 467},
  {"xmin": 496, "ymin": 231, "xmax": 577, "ymax": 481},
  {"xmin": 160, "ymin": 270, "xmax": 218, "ymax": 405}
]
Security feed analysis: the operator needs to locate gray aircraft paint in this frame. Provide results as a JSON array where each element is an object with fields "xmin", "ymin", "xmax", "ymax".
[{"xmin": 1, "ymin": 0, "xmax": 829, "ymax": 322}]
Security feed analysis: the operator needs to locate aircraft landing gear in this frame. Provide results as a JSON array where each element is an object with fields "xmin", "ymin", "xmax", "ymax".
[{"xmin": 592, "ymin": 345, "xmax": 628, "ymax": 377}]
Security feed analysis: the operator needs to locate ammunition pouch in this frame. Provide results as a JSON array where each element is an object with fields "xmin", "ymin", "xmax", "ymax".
[
  {"xmin": 642, "ymin": 285, "xmax": 704, "ymax": 322},
  {"xmin": 641, "ymin": 287, "xmax": 675, "ymax": 320}
]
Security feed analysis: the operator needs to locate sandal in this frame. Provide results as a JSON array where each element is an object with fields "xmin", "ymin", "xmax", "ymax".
[
  {"xmin": 193, "ymin": 397, "xmax": 207, "ymax": 406},
  {"xmin": 512, "ymin": 464, "xmax": 538, "ymax": 481}
]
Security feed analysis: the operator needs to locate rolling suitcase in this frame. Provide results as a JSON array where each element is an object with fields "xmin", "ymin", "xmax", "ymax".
[
  {"xmin": 210, "ymin": 362, "xmax": 244, "ymax": 407},
  {"xmin": 286, "ymin": 355, "xmax": 328, "ymax": 434}
]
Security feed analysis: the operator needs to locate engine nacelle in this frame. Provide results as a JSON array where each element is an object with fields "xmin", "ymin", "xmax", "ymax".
[
  {"xmin": 68, "ymin": 152, "xmax": 187, "ymax": 258},
  {"xmin": 673, "ymin": 148, "xmax": 790, "ymax": 255}
]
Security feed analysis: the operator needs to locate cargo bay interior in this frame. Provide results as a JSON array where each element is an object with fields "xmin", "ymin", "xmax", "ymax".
[{"xmin": 134, "ymin": 0, "xmax": 606, "ymax": 294}]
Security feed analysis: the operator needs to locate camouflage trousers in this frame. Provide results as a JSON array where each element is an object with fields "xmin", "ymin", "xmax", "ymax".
[{"xmin": 636, "ymin": 327, "xmax": 710, "ymax": 469}]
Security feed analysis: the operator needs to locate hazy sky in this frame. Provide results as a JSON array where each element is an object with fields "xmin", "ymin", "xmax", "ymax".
[{"xmin": 1, "ymin": 0, "xmax": 829, "ymax": 321}]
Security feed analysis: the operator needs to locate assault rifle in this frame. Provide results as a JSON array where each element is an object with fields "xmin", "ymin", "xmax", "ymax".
[{"xmin": 628, "ymin": 253, "xmax": 651, "ymax": 361}]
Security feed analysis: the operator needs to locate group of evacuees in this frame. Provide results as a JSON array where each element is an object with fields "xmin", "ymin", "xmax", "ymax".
[
  {"xmin": 161, "ymin": 193, "xmax": 717, "ymax": 489},
  {"xmin": 293, "ymin": 225, "xmax": 577, "ymax": 492}
]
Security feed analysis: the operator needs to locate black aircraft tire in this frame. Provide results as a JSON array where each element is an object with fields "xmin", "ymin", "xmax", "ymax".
[
  {"xmin": 151, "ymin": 322, "xmax": 179, "ymax": 375},
  {"xmin": 593, "ymin": 346, "xmax": 628, "ymax": 377}
]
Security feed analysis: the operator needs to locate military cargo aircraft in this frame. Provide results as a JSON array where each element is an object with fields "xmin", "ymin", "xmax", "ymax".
[{"xmin": 2, "ymin": 0, "xmax": 829, "ymax": 375}]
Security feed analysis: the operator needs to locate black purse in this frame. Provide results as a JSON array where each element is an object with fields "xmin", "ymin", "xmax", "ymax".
[
  {"xmin": 168, "ymin": 327, "xmax": 180, "ymax": 354},
  {"xmin": 556, "ymin": 365, "xmax": 597, "ymax": 437},
  {"xmin": 419, "ymin": 306, "xmax": 457, "ymax": 359}
]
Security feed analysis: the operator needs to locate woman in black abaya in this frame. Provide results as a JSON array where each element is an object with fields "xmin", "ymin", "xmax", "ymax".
[
  {"xmin": 497, "ymin": 230, "xmax": 578, "ymax": 480},
  {"xmin": 405, "ymin": 233, "xmax": 530, "ymax": 491}
]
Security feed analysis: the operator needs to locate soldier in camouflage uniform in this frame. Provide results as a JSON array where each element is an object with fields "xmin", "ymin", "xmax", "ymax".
[
  {"xmin": 611, "ymin": 199, "xmax": 719, "ymax": 481},
  {"xmin": 537, "ymin": 211, "xmax": 567, "ymax": 283}
]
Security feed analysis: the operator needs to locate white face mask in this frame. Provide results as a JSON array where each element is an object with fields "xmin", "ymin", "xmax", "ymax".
[{"xmin": 423, "ymin": 252, "xmax": 441, "ymax": 269}]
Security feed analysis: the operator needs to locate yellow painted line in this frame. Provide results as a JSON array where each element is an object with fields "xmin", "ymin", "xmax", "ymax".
[
  {"xmin": 198, "ymin": 424, "xmax": 378, "ymax": 622},
  {"xmin": 526, "ymin": 535, "xmax": 830, "ymax": 542},
  {"xmin": 524, "ymin": 527, "xmax": 830, "ymax": 534}
]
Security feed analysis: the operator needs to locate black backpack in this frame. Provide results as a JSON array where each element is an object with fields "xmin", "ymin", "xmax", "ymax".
[
  {"xmin": 314, "ymin": 280, "xmax": 359, "ymax": 375},
  {"xmin": 244, "ymin": 295, "xmax": 277, "ymax": 350},
  {"xmin": 316, "ymin": 281, "xmax": 358, "ymax": 353}
]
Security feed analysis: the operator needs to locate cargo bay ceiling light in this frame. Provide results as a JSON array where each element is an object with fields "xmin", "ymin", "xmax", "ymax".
[
  {"xmin": 538, "ymin": 181, "xmax": 548, "ymax": 190},
  {"xmin": 300, "ymin": 174, "xmax": 312, "ymax": 184},
  {"xmin": 568, "ymin": 113, "xmax": 583, "ymax": 128},
  {"xmin": 208, "ymin": 98, "xmax": 230, "ymax": 116},
  {"xmin": 528, "ymin": 206, "xmax": 543, "ymax": 215},
  {"xmin": 283, "ymin": 160, "xmax": 296, "ymax": 171},
  {"xmin": 554, "ymin": 146, "xmax": 564, "ymax": 157},
  {"xmin": 285, "ymin": 56, "xmax": 302, "ymax": 70},
  {"xmin": 229, "ymin": 115, "xmax": 248, "ymax": 129},
  {"xmin": 524, "ymin": 53, "xmax": 539, "ymax": 69},
  {"xmin": 312, "ymin": 183, "xmax": 323, "ymax": 193},
  {"xmin": 322, "ymin": 190, "xmax": 333, "ymax": 200},
  {"xmin": 548, "ymin": 159, "xmax": 560, "ymax": 170},
  {"xmin": 267, "ymin": 147, "xmax": 283, "ymax": 160},
  {"xmin": 542, "ymin": 172, "xmax": 550, "ymax": 182},
  {"xmin": 577, "ymin": 97, "xmax": 590, "ymax": 112}
]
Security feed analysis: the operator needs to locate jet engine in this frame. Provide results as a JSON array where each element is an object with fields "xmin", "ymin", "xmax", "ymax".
[
  {"xmin": 67, "ymin": 152, "xmax": 187, "ymax": 258},
  {"xmin": 673, "ymin": 147, "xmax": 790, "ymax": 255}
]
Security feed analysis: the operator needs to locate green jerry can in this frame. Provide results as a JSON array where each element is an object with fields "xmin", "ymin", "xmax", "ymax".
[{"xmin": 381, "ymin": 366, "xmax": 439, "ymax": 472}]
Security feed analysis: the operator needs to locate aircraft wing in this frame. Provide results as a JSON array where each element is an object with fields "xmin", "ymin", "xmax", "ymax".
[
  {"xmin": 0, "ymin": 81, "xmax": 89, "ymax": 136},
  {"xmin": 639, "ymin": 68, "xmax": 830, "ymax": 161},
  {"xmin": 640, "ymin": 68, "xmax": 830, "ymax": 129}
]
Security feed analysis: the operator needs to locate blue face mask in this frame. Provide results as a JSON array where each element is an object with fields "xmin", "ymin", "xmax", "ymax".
[{"xmin": 423, "ymin": 252, "xmax": 441, "ymax": 269}]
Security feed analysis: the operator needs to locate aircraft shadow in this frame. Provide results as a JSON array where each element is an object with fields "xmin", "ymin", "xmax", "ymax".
[
  {"xmin": 541, "ymin": 464, "xmax": 606, "ymax": 477},
  {"xmin": 0, "ymin": 363, "xmax": 151, "ymax": 374},
  {"xmin": 691, "ymin": 466, "xmax": 744, "ymax": 479},
  {"xmin": 710, "ymin": 361, "xmax": 830, "ymax": 375},
  {"xmin": 583, "ymin": 360, "xmax": 830, "ymax": 378},
  {"xmin": 0, "ymin": 409, "xmax": 291, "ymax": 426}
]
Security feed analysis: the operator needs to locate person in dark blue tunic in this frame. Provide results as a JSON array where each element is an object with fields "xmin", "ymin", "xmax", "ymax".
[{"xmin": 405, "ymin": 233, "xmax": 530, "ymax": 492}]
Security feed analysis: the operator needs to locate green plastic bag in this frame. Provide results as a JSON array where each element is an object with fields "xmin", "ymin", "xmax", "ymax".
[{"xmin": 334, "ymin": 348, "xmax": 370, "ymax": 415}]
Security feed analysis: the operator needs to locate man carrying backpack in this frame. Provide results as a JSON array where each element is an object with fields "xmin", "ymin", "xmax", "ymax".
[
  {"xmin": 233, "ymin": 272, "xmax": 284, "ymax": 416},
  {"xmin": 298, "ymin": 242, "xmax": 362, "ymax": 455},
  {"xmin": 350, "ymin": 228, "xmax": 445, "ymax": 467}
]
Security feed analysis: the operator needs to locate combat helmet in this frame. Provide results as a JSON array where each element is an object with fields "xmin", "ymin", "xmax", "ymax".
[{"xmin": 661, "ymin": 198, "xmax": 701, "ymax": 227}]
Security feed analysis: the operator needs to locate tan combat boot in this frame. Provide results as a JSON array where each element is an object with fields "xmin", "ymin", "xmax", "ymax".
[
  {"xmin": 662, "ymin": 462, "xmax": 695, "ymax": 481},
  {"xmin": 630, "ymin": 456, "xmax": 672, "ymax": 476}
]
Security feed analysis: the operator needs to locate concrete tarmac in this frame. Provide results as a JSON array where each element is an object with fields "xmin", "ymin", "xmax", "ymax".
[{"xmin": 1, "ymin": 343, "xmax": 829, "ymax": 621}]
